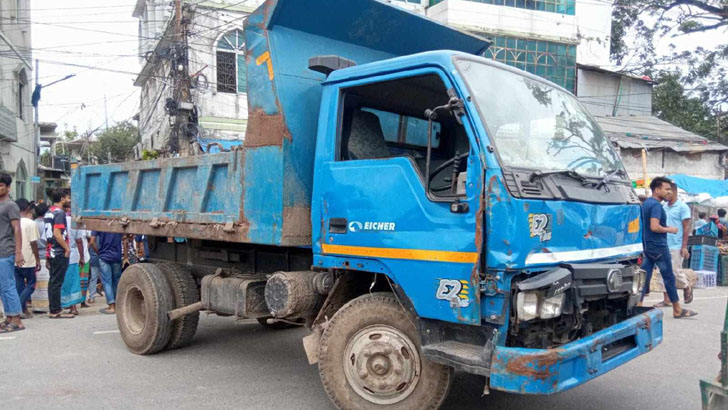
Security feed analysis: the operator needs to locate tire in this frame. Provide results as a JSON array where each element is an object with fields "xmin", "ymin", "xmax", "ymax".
[
  {"xmin": 155, "ymin": 262, "xmax": 200, "ymax": 350},
  {"xmin": 116, "ymin": 263, "xmax": 174, "ymax": 355},
  {"xmin": 256, "ymin": 317, "xmax": 302, "ymax": 330},
  {"xmin": 318, "ymin": 293, "xmax": 453, "ymax": 410}
]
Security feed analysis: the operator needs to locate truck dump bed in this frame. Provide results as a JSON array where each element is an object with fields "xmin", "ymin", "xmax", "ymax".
[{"xmin": 72, "ymin": 0, "xmax": 490, "ymax": 246}]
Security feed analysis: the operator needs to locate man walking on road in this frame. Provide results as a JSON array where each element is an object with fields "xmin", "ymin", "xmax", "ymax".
[
  {"xmin": 90, "ymin": 231, "xmax": 122, "ymax": 314},
  {"xmin": 652, "ymin": 182, "xmax": 695, "ymax": 307},
  {"xmin": 0, "ymin": 173, "xmax": 25, "ymax": 333},
  {"xmin": 640, "ymin": 177, "xmax": 697, "ymax": 319},
  {"xmin": 15, "ymin": 198, "xmax": 40, "ymax": 319},
  {"xmin": 45, "ymin": 188, "xmax": 74, "ymax": 319}
]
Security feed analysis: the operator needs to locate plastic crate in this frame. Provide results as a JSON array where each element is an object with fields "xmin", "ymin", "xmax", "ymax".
[
  {"xmin": 690, "ymin": 245, "xmax": 719, "ymax": 273},
  {"xmin": 696, "ymin": 222, "xmax": 719, "ymax": 237},
  {"xmin": 719, "ymin": 255, "xmax": 728, "ymax": 286},
  {"xmin": 688, "ymin": 236, "xmax": 719, "ymax": 247},
  {"xmin": 695, "ymin": 270, "xmax": 717, "ymax": 289}
]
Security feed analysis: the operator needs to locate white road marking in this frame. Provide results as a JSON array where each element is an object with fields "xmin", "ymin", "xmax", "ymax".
[
  {"xmin": 0, "ymin": 336, "xmax": 16, "ymax": 340},
  {"xmin": 93, "ymin": 330, "xmax": 120, "ymax": 335}
]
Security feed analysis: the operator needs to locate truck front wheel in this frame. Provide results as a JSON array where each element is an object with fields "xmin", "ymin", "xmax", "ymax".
[
  {"xmin": 116, "ymin": 263, "xmax": 174, "ymax": 355},
  {"xmin": 318, "ymin": 293, "xmax": 452, "ymax": 410}
]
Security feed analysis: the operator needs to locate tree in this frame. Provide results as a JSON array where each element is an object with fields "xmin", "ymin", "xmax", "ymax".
[
  {"xmin": 89, "ymin": 121, "xmax": 140, "ymax": 163},
  {"xmin": 652, "ymin": 71, "xmax": 724, "ymax": 142},
  {"xmin": 611, "ymin": 1, "xmax": 728, "ymax": 111}
]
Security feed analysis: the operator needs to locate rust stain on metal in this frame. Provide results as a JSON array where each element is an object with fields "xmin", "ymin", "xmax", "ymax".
[
  {"xmin": 281, "ymin": 206, "xmax": 312, "ymax": 246},
  {"xmin": 541, "ymin": 248, "xmax": 551, "ymax": 253},
  {"xmin": 584, "ymin": 231, "xmax": 592, "ymax": 239},
  {"xmin": 523, "ymin": 202, "xmax": 529, "ymax": 212},
  {"xmin": 505, "ymin": 351, "xmax": 562, "ymax": 381},
  {"xmin": 487, "ymin": 175, "xmax": 501, "ymax": 202},
  {"xmin": 244, "ymin": 108, "xmax": 292, "ymax": 147},
  {"xmin": 79, "ymin": 218, "xmax": 250, "ymax": 243}
]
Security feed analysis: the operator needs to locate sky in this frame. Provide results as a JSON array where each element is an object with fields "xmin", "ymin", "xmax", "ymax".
[{"xmin": 30, "ymin": 0, "xmax": 142, "ymax": 136}]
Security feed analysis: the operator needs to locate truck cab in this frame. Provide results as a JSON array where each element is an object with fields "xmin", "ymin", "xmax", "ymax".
[
  {"xmin": 309, "ymin": 50, "xmax": 661, "ymax": 397},
  {"xmin": 70, "ymin": 1, "xmax": 662, "ymax": 408}
]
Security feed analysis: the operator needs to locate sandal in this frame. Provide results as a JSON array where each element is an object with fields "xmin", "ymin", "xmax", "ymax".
[
  {"xmin": 99, "ymin": 308, "xmax": 115, "ymax": 315},
  {"xmin": 683, "ymin": 286, "xmax": 694, "ymax": 304},
  {"xmin": 653, "ymin": 301, "xmax": 672, "ymax": 308},
  {"xmin": 674, "ymin": 309, "xmax": 698, "ymax": 319},
  {"xmin": 48, "ymin": 313, "xmax": 75, "ymax": 319},
  {"xmin": 0, "ymin": 320, "xmax": 9, "ymax": 329},
  {"xmin": 0, "ymin": 323, "xmax": 25, "ymax": 333}
]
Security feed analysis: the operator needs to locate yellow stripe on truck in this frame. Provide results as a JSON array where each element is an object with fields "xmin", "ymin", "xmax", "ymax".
[{"xmin": 321, "ymin": 244, "xmax": 478, "ymax": 264}]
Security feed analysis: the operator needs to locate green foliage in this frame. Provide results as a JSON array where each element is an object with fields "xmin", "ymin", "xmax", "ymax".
[
  {"xmin": 89, "ymin": 121, "xmax": 140, "ymax": 163},
  {"xmin": 141, "ymin": 149, "xmax": 159, "ymax": 160},
  {"xmin": 653, "ymin": 71, "xmax": 724, "ymax": 142},
  {"xmin": 611, "ymin": 0, "xmax": 727, "ymax": 113}
]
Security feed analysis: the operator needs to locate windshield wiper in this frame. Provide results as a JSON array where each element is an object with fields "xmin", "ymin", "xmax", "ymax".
[
  {"xmin": 528, "ymin": 169, "xmax": 588, "ymax": 184},
  {"xmin": 596, "ymin": 168, "xmax": 628, "ymax": 191}
]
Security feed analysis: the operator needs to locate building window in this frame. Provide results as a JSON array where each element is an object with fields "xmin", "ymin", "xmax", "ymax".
[
  {"xmin": 16, "ymin": 68, "xmax": 27, "ymax": 120},
  {"xmin": 484, "ymin": 35, "xmax": 576, "ymax": 92},
  {"xmin": 430, "ymin": 0, "xmax": 575, "ymax": 15},
  {"xmin": 216, "ymin": 29, "xmax": 246, "ymax": 94},
  {"xmin": 15, "ymin": 160, "xmax": 26, "ymax": 199}
]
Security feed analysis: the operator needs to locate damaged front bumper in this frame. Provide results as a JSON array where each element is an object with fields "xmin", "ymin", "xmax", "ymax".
[{"xmin": 489, "ymin": 307, "xmax": 663, "ymax": 394}]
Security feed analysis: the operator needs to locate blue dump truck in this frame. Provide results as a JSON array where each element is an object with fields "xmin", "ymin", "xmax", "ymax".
[{"xmin": 71, "ymin": 0, "xmax": 662, "ymax": 408}]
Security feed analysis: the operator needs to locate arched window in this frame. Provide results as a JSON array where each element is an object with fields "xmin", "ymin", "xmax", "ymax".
[
  {"xmin": 15, "ymin": 160, "xmax": 27, "ymax": 199},
  {"xmin": 216, "ymin": 29, "xmax": 246, "ymax": 94}
]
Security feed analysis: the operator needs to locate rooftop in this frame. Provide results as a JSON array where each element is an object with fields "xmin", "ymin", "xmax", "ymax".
[{"xmin": 594, "ymin": 115, "xmax": 728, "ymax": 153}]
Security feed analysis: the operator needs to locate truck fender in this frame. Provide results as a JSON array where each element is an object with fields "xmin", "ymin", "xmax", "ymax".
[{"xmin": 302, "ymin": 270, "xmax": 416, "ymax": 365}]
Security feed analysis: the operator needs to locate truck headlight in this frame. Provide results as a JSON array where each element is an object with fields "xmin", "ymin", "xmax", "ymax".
[
  {"xmin": 516, "ymin": 292, "xmax": 539, "ymax": 321},
  {"xmin": 516, "ymin": 291, "xmax": 566, "ymax": 321},
  {"xmin": 632, "ymin": 269, "xmax": 645, "ymax": 295},
  {"xmin": 540, "ymin": 293, "xmax": 565, "ymax": 319}
]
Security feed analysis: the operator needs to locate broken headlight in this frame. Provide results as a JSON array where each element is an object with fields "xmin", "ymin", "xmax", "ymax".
[
  {"xmin": 515, "ymin": 267, "xmax": 572, "ymax": 322},
  {"xmin": 516, "ymin": 291, "xmax": 566, "ymax": 321}
]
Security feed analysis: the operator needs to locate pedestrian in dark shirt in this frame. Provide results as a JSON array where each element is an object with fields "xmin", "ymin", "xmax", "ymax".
[
  {"xmin": 90, "ymin": 230, "xmax": 122, "ymax": 314},
  {"xmin": 44, "ymin": 188, "xmax": 74, "ymax": 319},
  {"xmin": 640, "ymin": 176, "xmax": 697, "ymax": 318},
  {"xmin": 0, "ymin": 173, "xmax": 25, "ymax": 333}
]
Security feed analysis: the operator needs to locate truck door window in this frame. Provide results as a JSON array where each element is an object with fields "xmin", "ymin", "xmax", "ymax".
[{"xmin": 338, "ymin": 74, "xmax": 469, "ymax": 199}]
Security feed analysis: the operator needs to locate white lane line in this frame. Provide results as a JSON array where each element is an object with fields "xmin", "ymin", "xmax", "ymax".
[
  {"xmin": 0, "ymin": 336, "xmax": 16, "ymax": 340},
  {"xmin": 93, "ymin": 330, "xmax": 120, "ymax": 335}
]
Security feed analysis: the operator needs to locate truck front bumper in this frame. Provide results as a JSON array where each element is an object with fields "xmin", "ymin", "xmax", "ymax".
[{"xmin": 489, "ymin": 307, "xmax": 663, "ymax": 394}]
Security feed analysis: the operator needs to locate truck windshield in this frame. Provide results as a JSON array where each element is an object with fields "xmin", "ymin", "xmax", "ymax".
[{"xmin": 455, "ymin": 59, "xmax": 623, "ymax": 178}]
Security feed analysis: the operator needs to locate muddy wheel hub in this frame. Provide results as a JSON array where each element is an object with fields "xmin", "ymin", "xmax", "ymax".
[{"xmin": 343, "ymin": 325, "xmax": 421, "ymax": 405}]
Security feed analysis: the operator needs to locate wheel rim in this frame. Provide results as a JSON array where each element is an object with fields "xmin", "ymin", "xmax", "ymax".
[
  {"xmin": 343, "ymin": 325, "xmax": 421, "ymax": 405},
  {"xmin": 123, "ymin": 286, "xmax": 147, "ymax": 335}
]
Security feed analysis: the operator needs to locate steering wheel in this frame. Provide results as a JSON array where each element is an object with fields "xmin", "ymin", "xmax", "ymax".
[
  {"xmin": 567, "ymin": 157, "xmax": 601, "ymax": 171},
  {"xmin": 429, "ymin": 153, "xmax": 468, "ymax": 193}
]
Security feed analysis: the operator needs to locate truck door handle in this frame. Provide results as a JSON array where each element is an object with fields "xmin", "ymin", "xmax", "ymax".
[{"xmin": 329, "ymin": 218, "xmax": 348, "ymax": 234}]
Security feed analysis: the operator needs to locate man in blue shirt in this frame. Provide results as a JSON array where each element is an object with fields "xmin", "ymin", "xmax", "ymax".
[
  {"xmin": 640, "ymin": 177, "xmax": 697, "ymax": 318},
  {"xmin": 654, "ymin": 182, "xmax": 695, "ymax": 305},
  {"xmin": 90, "ymin": 231, "xmax": 122, "ymax": 314}
]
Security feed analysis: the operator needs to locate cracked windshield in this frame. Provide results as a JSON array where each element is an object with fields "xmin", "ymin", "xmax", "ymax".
[{"xmin": 456, "ymin": 60, "xmax": 622, "ymax": 178}]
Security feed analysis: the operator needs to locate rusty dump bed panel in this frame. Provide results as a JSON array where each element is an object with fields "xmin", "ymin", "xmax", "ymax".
[{"xmin": 71, "ymin": 151, "xmax": 311, "ymax": 246}]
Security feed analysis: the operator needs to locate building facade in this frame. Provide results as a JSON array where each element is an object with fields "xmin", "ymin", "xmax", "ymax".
[
  {"xmin": 133, "ymin": 0, "xmax": 265, "ymax": 153},
  {"xmin": 426, "ymin": 0, "xmax": 611, "ymax": 94},
  {"xmin": 0, "ymin": 0, "xmax": 35, "ymax": 199}
]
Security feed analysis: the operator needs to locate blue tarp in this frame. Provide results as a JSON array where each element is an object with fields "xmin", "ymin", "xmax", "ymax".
[{"xmin": 668, "ymin": 174, "xmax": 728, "ymax": 197}]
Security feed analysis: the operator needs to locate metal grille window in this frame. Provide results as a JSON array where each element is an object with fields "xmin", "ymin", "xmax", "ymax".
[
  {"xmin": 216, "ymin": 29, "xmax": 246, "ymax": 94},
  {"xmin": 484, "ymin": 35, "xmax": 576, "ymax": 92},
  {"xmin": 430, "ymin": 0, "xmax": 575, "ymax": 15}
]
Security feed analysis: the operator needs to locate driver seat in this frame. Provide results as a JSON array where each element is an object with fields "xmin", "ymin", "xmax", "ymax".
[{"xmin": 346, "ymin": 110, "xmax": 391, "ymax": 160}]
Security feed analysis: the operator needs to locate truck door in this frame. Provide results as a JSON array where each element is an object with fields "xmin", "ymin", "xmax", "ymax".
[{"xmin": 313, "ymin": 71, "xmax": 484, "ymax": 325}]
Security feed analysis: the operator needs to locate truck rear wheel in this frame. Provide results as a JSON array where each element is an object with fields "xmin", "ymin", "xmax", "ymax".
[
  {"xmin": 318, "ymin": 293, "xmax": 452, "ymax": 410},
  {"xmin": 155, "ymin": 262, "xmax": 200, "ymax": 350},
  {"xmin": 116, "ymin": 263, "xmax": 174, "ymax": 355}
]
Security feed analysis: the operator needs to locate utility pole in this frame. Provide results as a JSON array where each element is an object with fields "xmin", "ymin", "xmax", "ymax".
[
  {"xmin": 34, "ymin": 59, "xmax": 39, "ymax": 199},
  {"xmin": 172, "ymin": 0, "xmax": 192, "ymax": 156}
]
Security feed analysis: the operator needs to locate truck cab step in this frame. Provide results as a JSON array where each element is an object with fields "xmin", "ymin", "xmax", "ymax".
[{"xmin": 422, "ymin": 341, "xmax": 491, "ymax": 376}]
